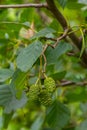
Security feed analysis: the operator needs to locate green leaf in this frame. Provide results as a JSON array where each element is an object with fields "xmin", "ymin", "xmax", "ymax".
[
  {"xmin": 76, "ymin": 120, "xmax": 87, "ymax": 130},
  {"xmin": 31, "ymin": 27, "xmax": 56, "ymax": 40},
  {"xmin": 50, "ymin": 71, "xmax": 66, "ymax": 80},
  {"xmin": 10, "ymin": 69, "xmax": 27, "ymax": 98},
  {"xmin": 4, "ymin": 92, "xmax": 27, "ymax": 113},
  {"xmin": 30, "ymin": 114, "xmax": 45, "ymax": 130},
  {"xmin": 0, "ymin": 69, "xmax": 14, "ymax": 82},
  {"xmin": 66, "ymin": 0, "xmax": 85, "ymax": 9},
  {"xmin": 65, "ymin": 87, "xmax": 87, "ymax": 103},
  {"xmin": 2, "ymin": 112, "xmax": 14, "ymax": 129},
  {"xmin": 0, "ymin": 84, "xmax": 27, "ymax": 113},
  {"xmin": 20, "ymin": 8, "xmax": 35, "ymax": 22},
  {"xmin": 0, "ymin": 117, "xmax": 3, "ymax": 129},
  {"xmin": 0, "ymin": 84, "xmax": 12, "ymax": 106},
  {"xmin": 10, "ymin": 69, "xmax": 27, "ymax": 90},
  {"xmin": 16, "ymin": 41, "xmax": 43, "ymax": 72},
  {"xmin": 43, "ymin": 128, "xmax": 55, "ymax": 130},
  {"xmin": 57, "ymin": 0, "xmax": 68, "ymax": 8},
  {"xmin": 79, "ymin": 28, "xmax": 85, "ymax": 58},
  {"xmin": 0, "ymin": 22, "xmax": 30, "ymax": 31},
  {"xmin": 45, "ymin": 42, "xmax": 72, "ymax": 65},
  {"xmin": 0, "ymin": 22, "xmax": 30, "ymax": 38},
  {"xmin": 79, "ymin": 0, "xmax": 87, "ymax": 4},
  {"xmin": 46, "ymin": 100, "xmax": 70, "ymax": 129},
  {"xmin": 80, "ymin": 102, "xmax": 87, "ymax": 117}
]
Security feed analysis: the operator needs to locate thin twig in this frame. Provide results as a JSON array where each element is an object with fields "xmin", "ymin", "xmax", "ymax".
[
  {"xmin": 67, "ymin": 52, "xmax": 76, "ymax": 56},
  {"xmin": 42, "ymin": 53, "xmax": 47, "ymax": 73},
  {"xmin": 42, "ymin": 44, "xmax": 48, "ymax": 73},
  {"xmin": 42, "ymin": 44, "xmax": 48, "ymax": 53},
  {"xmin": 47, "ymin": 28, "xmax": 69, "ymax": 48},
  {"xmin": 0, "ymin": 3, "xmax": 48, "ymax": 9},
  {"xmin": 53, "ymin": 28, "xmax": 69, "ymax": 48},
  {"xmin": 42, "ymin": 37, "xmax": 57, "ymax": 42}
]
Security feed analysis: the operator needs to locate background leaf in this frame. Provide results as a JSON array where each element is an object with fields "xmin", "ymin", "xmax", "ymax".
[
  {"xmin": 30, "ymin": 114, "xmax": 45, "ymax": 130},
  {"xmin": 0, "ymin": 22, "xmax": 30, "ymax": 38},
  {"xmin": 76, "ymin": 120, "xmax": 87, "ymax": 130},
  {"xmin": 0, "ymin": 69, "xmax": 14, "ymax": 82},
  {"xmin": 2, "ymin": 112, "xmax": 14, "ymax": 129},
  {"xmin": 50, "ymin": 71, "xmax": 66, "ymax": 80},
  {"xmin": 57, "ymin": 0, "xmax": 68, "ymax": 8},
  {"xmin": 0, "ymin": 84, "xmax": 27, "ymax": 113}
]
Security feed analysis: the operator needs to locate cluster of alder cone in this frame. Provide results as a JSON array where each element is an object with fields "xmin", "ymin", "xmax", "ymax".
[{"xmin": 28, "ymin": 77, "xmax": 56, "ymax": 107}]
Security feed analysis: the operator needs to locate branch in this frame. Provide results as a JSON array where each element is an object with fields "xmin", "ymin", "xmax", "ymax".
[
  {"xmin": 0, "ymin": 3, "xmax": 48, "ymax": 9},
  {"xmin": 46, "ymin": 0, "xmax": 87, "ymax": 67},
  {"xmin": 56, "ymin": 80, "xmax": 87, "ymax": 87}
]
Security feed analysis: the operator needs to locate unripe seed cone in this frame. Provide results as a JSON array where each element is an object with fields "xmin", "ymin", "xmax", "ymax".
[
  {"xmin": 44, "ymin": 77, "xmax": 56, "ymax": 93},
  {"xmin": 39, "ymin": 89, "xmax": 52, "ymax": 107},
  {"xmin": 28, "ymin": 84, "xmax": 40, "ymax": 102}
]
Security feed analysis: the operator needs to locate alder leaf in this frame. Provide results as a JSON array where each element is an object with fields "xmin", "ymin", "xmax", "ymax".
[
  {"xmin": 0, "ymin": 84, "xmax": 27, "ymax": 113},
  {"xmin": 57, "ymin": 0, "xmax": 68, "ymax": 8},
  {"xmin": 46, "ymin": 100, "xmax": 70, "ymax": 129},
  {"xmin": 16, "ymin": 41, "xmax": 43, "ymax": 72}
]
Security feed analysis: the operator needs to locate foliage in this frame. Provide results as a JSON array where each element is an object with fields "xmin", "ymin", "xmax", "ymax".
[{"xmin": 0, "ymin": 0, "xmax": 87, "ymax": 130}]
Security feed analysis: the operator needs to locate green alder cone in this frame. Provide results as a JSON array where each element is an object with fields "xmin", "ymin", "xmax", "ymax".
[
  {"xmin": 39, "ymin": 89, "xmax": 52, "ymax": 107},
  {"xmin": 28, "ymin": 84, "xmax": 40, "ymax": 103},
  {"xmin": 44, "ymin": 77, "xmax": 56, "ymax": 93}
]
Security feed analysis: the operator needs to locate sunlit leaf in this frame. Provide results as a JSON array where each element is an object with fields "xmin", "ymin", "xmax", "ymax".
[
  {"xmin": 79, "ymin": 28, "xmax": 85, "ymax": 58},
  {"xmin": 2, "ymin": 112, "xmax": 14, "ymax": 129},
  {"xmin": 0, "ymin": 22, "xmax": 30, "ymax": 38},
  {"xmin": 0, "ymin": 22, "xmax": 30, "ymax": 31}
]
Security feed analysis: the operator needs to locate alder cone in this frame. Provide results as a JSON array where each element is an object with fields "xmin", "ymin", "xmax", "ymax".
[
  {"xmin": 39, "ymin": 89, "xmax": 52, "ymax": 107},
  {"xmin": 28, "ymin": 84, "xmax": 40, "ymax": 103},
  {"xmin": 44, "ymin": 77, "xmax": 56, "ymax": 93}
]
